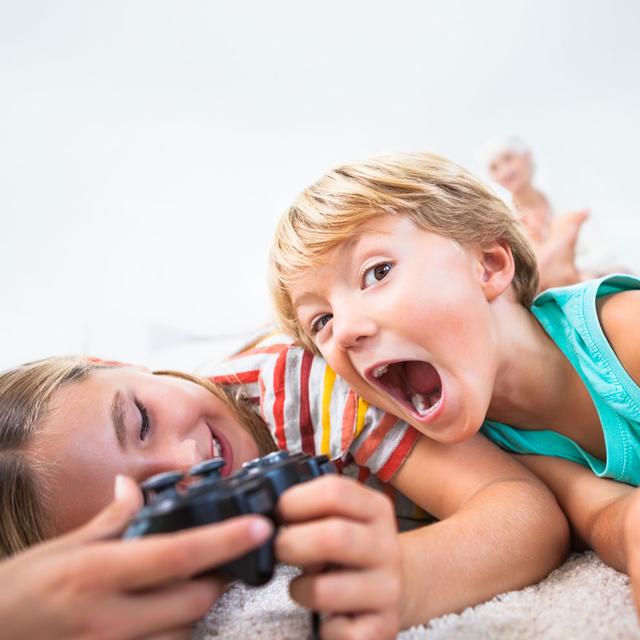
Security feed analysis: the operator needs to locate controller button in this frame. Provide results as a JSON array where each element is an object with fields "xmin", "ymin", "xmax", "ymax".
[
  {"xmin": 243, "ymin": 450, "xmax": 289, "ymax": 471},
  {"xmin": 263, "ymin": 451, "xmax": 290, "ymax": 464},
  {"xmin": 190, "ymin": 457, "xmax": 225, "ymax": 479}
]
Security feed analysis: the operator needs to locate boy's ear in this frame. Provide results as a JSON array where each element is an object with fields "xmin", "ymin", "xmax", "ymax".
[{"xmin": 475, "ymin": 240, "xmax": 515, "ymax": 301}]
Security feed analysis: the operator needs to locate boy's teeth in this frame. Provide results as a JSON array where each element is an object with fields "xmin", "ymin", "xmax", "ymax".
[
  {"xmin": 212, "ymin": 437, "xmax": 222, "ymax": 458},
  {"xmin": 411, "ymin": 393, "xmax": 429, "ymax": 416},
  {"xmin": 372, "ymin": 364, "xmax": 388, "ymax": 378}
]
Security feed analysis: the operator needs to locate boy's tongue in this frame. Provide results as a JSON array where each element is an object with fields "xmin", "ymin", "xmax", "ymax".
[{"xmin": 404, "ymin": 361, "xmax": 440, "ymax": 394}]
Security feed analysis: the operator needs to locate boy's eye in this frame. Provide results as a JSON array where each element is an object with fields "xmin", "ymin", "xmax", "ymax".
[
  {"xmin": 311, "ymin": 314, "xmax": 332, "ymax": 335},
  {"xmin": 135, "ymin": 400, "xmax": 150, "ymax": 441},
  {"xmin": 362, "ymin": 262, "xmax": 392, "ymax": 288}
]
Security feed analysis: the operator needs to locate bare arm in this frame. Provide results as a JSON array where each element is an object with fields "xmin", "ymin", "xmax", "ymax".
[
  {"xmin": 390, "ymin": 434, "xmax": 569, "ymax": 626},
  {"xmin": 517, "ymin": 454, "xmax": 633, "ymax": 570}
]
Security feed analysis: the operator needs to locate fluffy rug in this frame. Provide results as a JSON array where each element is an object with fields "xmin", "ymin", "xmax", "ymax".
[{"xmin": 194, "ymin": 552, "xmax": 640, "ymax": 639}]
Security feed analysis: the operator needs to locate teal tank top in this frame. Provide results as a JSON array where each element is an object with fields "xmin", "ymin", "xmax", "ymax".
[{"xmin": 480, "ymin": 274, "xmax": 640, "ymax": 486}]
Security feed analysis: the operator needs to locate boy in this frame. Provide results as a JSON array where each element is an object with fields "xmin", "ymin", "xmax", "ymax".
[
  {"xmin": 265, "ymin": 151, "xmax": 640, "ymax": 630},
  {"xmin": 210, "ymin": 155, "xmax": 577, "ymax": 637}
]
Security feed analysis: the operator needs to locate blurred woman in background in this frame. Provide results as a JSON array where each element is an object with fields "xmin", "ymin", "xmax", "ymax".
[{"xmin": 479, "ymin": 136, "xmax": 624, "ymax": 290}]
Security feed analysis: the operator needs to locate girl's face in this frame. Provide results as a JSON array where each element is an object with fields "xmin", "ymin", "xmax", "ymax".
[{"xmin": 33, "ymin": 367, "xmax": 260, "ymax": 534}]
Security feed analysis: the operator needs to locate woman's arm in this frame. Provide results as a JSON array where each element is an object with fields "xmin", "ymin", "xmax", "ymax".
[{"xmin": 391, "ymin": 434, "xmax": 569, "ymax": 626}]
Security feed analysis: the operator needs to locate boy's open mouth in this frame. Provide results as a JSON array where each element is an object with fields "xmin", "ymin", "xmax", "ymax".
[{"xmin": 367, "ymin": 360, "xmax": 443, "ymax": 422}]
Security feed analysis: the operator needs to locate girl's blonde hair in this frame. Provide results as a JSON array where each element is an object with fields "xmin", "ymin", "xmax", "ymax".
[
  {"xmin": 0, "ymin": 357, "xmax": 275, "ymax": 558},
  {"xmin": 268, "ymin": 152, "xmax": 539, "ymax": 351}
]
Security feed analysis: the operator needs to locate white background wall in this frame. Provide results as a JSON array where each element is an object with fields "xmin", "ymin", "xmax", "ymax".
[{"xmin": 2, "ymin": 0, "xmax": 639, "ymax": 370}]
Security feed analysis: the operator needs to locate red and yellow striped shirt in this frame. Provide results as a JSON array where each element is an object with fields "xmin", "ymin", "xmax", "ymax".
[{"xmin": 206, "ymin": 333, "xmax": 419, "ymax": 483}]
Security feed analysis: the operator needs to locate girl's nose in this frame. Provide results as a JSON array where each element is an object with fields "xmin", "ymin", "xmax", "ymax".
[
  {"xmin": 156, "ymin": 386, "xmax": 202, "ymax": 437},
  {"xmin": 171, "ymin": 438, "xmax": 201, "ymax": 471}
]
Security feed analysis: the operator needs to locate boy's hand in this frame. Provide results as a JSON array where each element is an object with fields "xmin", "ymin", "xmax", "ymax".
[{"xmin": 276, "ymin": 475, "xmax": 402, "ymax": 640}]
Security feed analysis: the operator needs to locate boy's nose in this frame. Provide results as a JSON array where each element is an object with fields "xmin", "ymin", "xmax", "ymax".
[{"xmin": 334, "ymin": 313, "xmax": 378, "ymax": 350}]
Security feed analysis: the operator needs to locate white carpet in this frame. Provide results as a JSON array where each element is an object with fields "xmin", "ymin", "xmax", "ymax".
[{"xmin": 194, "ymin": 552, "xmax": 640, "ymax": 639}]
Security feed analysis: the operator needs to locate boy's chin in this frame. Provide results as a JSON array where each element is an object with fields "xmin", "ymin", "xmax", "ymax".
[{"xmin": 407, "ymin": 413, "xmax": 480, "ymax": 444}]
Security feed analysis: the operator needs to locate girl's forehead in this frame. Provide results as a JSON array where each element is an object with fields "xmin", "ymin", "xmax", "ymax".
[
  {"xmin": 39, "ymin": 368, "xmax": 148, "ymax": 430},
  {"xmin": 40, "ymin": 372, "xmax": 114, "ymax": 428}
]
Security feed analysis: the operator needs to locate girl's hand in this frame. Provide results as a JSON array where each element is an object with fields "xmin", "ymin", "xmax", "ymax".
[
  {"xmin": 0, "ymin": 475, "xmax": 273, "ymax": 640},
  {"xmin": 276, "ymin": 475, "xmax": 402, "ymax": 640}
]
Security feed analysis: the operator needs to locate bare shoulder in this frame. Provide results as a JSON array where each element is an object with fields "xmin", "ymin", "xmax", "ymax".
[{"xmin": 597, "ymin": 290, "xmax": 640, "ymax": 385}]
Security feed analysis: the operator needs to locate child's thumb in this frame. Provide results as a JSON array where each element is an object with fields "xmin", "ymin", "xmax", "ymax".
[
  {"xmin": 68, "ymin": 475, "xmax": 144, "ymax": 543},
  {"xmin": 113, "ymin": 474, "xmax": 143, "ymax": 507},
  {"xmin": 100, "ymin": 474, "xmax": 143, "ymax": 530}
]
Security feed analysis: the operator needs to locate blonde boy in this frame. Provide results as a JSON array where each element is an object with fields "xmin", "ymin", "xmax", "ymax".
[
  {"xmin": 261, "ymin": 153, "xmax": 583, "ymax": 635},
  {"xmin": 268, "ymin": 151, "xmax": 640, "ymax": 633}
]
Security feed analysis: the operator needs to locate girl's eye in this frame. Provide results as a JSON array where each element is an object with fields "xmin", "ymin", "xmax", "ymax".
[
  {"xmin": 135, "ymin": 400, "xmax": 150, "ymax": 441},
  {"xmin": 362, "ymin": 262, "xmax": 392, "ymax": 288},
  {"xmin": 311, "ymin": 314, "xmax": 332, "ymax": 335}
]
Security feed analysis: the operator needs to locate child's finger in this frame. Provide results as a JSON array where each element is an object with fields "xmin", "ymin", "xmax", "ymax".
[
  {"xmin": 276, "ymin": 518, "xmax": 386, "ymax": 568},
  {"xmin": 279, "ymin": 476, "xmax": 395, "ymax": 525},
  {"xmin": 144, "ymin": 629, "xmax": 192, "ymax": 640},
  {"xmin": 109, "ymin": 578, "xmax": 222, "ymax": 638},
  {"xmin": 79, "ymin": 515, "xmax": 272, "ymax": 590},
  {"xmin": 321, "ymin": 611, "xmax": 399, "ymax": 640},
  {"xmin": 289, "ymin": 568, "xmax": 400, "ymax": 614},
  {"xmin": 59, "ymin": 475, "xmax": 143, "ymax": 547}
]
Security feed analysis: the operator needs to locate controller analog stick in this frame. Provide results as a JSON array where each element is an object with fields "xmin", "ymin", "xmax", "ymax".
[
  {"xmin": 189, "ymin": 457, "xmax": 225, "ymax": 480},
  {"xmin": 141, "ymin": 470, "xmax": 184, "ymax": 502}
]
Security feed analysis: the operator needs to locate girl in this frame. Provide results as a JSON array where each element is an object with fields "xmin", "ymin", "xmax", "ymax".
[{"xmin": 1, "ymin": 347, "xmax": 567, "ymax": 638}]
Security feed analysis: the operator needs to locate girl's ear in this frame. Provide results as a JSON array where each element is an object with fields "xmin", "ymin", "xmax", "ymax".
[{"xmin": 475, "ymin": 240, "xmax": 515, "ymax": 301}]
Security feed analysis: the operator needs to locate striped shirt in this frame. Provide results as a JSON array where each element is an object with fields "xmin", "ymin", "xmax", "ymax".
[{"xmin": 206, "ymin": 332, "xmax": 420, "ymax": 482}]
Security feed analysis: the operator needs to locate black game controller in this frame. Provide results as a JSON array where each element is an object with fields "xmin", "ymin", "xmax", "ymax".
[{"xmin": 123, "ymin": 451, "xmax": 336, "ymax": 587}]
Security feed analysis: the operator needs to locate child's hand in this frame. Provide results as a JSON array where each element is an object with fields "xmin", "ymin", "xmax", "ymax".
[
  {"xmin": 0, "ymin": 475, "xmax": 273, "ymax": 640},
  {"xmin": 276, "ymin": 475, "xmax": 402, "ymax": 640}
]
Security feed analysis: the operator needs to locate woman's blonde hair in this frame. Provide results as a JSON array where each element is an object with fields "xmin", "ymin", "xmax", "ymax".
[
  {"xmin": 268, "ymin": 151, "xmax": 539, "ymax": 351},
  {"xmin": 0, "ymin": 357, "xmax": 275, "ymax": 558}
]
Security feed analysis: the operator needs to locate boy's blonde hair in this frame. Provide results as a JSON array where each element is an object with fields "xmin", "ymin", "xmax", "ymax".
[
  {"xmin": 268, "ymin": 152, "xmax": 539, "ymax": 351},
  {"xmin": 0, "ymin": 357, "xmax": 275, "ymax": 558}
]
